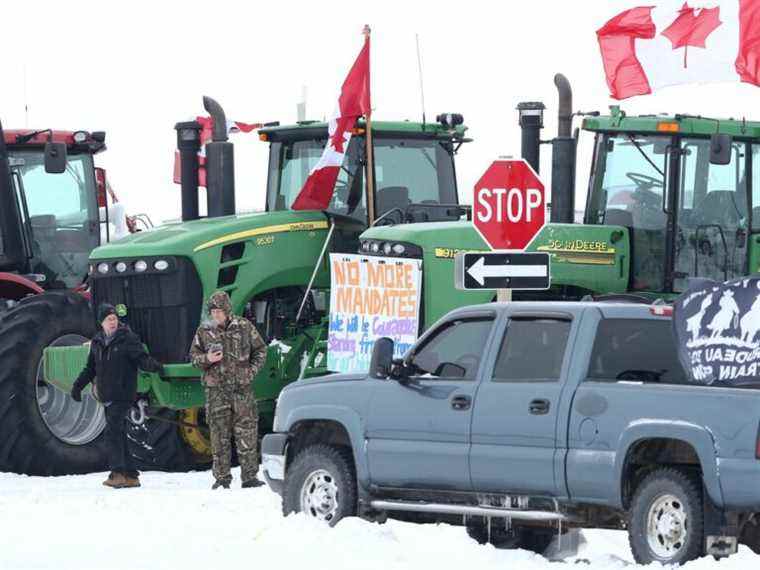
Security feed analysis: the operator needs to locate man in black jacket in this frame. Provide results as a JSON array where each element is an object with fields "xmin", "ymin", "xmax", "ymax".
[{"xmin": 72, "ymin": 303, "xmax": 163, "ymax": 489}]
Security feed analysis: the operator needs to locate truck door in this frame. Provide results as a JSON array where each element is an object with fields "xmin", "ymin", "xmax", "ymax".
[
  {"xmin": 365, "ymin": 315, "xmax": 495, "ymax": 490},
  {"xmin": 469, "ymin": 315, "xmax": 572, "ymax": 496}
]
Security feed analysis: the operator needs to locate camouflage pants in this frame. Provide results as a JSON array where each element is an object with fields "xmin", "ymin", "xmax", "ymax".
[{"xmin": 205, "ymin": 385, "xmax": 259, "ymax": 483}]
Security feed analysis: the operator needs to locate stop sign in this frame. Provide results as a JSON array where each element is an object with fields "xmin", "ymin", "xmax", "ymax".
[{"xmin": 472, "ymin": 159, "xmax": 546, "ymax": 250}]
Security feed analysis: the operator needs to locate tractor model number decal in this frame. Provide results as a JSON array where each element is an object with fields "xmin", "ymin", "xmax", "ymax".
[
  {"xmin": 256, "ymin": 236, "xmax": 274, "ymax": 247},
  {"xmin": 435, "ymin": 247, "xmax": 487, "ymax": 259}
]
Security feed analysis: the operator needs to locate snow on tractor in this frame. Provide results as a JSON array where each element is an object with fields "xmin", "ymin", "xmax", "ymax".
[{"xmin": 0, "ymin": 123, "xmax": 158, "ymax": 475}]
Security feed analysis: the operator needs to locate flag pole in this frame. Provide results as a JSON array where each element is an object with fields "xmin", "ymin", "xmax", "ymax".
[{"xmin": 363, "ymin": 24, "xmax": 376, "ymax": 224}]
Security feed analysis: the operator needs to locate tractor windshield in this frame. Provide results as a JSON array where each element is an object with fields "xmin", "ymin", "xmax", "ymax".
[
  {"xmin": 266, "ymin": 135, "xmax": 459, "ymax": 223},
  {"xmin": 11, "ymin": 151, "xmax": 100, "ymax": 288}
]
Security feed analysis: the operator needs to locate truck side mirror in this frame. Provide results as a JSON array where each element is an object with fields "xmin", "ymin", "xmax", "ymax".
[
  {"xmin": 44, "ymin": 141, "xmax": 67, "ymax": 173},
  {"xmin": 369, "ymin": 337, "xmax": 394, "ymax": 379},
  {"xmin": 709, "ymin": 134, "xmax": 732, "ymax": 166}
]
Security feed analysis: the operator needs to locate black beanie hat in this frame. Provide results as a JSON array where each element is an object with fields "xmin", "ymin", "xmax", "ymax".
[{"xmin": 97, "ymin": 303, "xmax": 118, "ymax": 324}]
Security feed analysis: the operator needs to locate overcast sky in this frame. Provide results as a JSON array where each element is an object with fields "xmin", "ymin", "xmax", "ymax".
[{"xmin": 3, "ymin": 0, "xmax": 759, "ymax": 223}]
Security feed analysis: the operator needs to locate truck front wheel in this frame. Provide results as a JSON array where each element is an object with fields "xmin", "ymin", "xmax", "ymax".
[
  {"xmin": 282, "ymin": 444, "xmax": 357, "ymax": 526},
  {"xmin": 628, "ymin": 467, "xmax": 704, "ymax": 565}
]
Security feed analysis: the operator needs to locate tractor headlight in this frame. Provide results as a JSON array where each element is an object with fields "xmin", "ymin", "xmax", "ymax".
[
  {"xmin": 97, "ymin": 263, "xmax": 109, "ymax": 274},
  {"xmin": 115, "ymin": 262, "xmax": 127, "ymax": 273},
  {"xmin": 392, "ymin": 243, "xmax": 406, "ymax": 255},
  {"xmin": 360, "ymin": 241, "xmax": 371, "ymax": 253},
  {"xmin": 370, "ymin": 241, "xmax": 381, "ymax": 254},
  {"xmin": 383, "ymin": 242, "xmax": 393, "ymax": 255},
  {"xmin": 154, "ymin": 259, "xmax": 169, "ymax": 271},
  {"xmin": 134, "ymin": 260, "xmax": 148, "ymax": 273}
]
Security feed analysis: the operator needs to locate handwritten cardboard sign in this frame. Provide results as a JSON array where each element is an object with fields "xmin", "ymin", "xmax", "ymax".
[{"xmin": 327, "ymin": 254, "xmax": 422, "ymax": 373}]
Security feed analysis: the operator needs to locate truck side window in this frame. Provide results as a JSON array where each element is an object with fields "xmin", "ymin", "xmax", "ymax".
[
  {"xmin": 491, "ymin": 318, "xmax": 571, "ymax": 383},
  {"xmin": 587, "ymin": 319, "xmax": 687, "ymax": 384},
  {"xmin": 409, "ymin": 318, "xmax": 494, "ymax": 380}
]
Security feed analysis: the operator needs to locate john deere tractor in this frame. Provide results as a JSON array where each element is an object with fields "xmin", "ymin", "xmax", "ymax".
[
  {"xmin": 12, "ymin": 96, "xmax": 471, "ymax": 474},
  {"xmin": 31, "ymin": 69, "xmax": 760, "ymax": 476}
]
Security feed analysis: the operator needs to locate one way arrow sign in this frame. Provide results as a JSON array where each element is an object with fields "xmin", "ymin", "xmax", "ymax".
[{"xmin": 455, "ymin": 252, "xmax": 550, "ymax": 291}]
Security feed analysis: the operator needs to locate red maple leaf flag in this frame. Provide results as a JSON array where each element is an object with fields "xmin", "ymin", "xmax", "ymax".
[
  {"xmin": 598, "ymin": 0, "xmax": 760, "ymax": 100},
  {"xmin": 291, "ymin": 27, "xmax": 371, "ymax": 211}
]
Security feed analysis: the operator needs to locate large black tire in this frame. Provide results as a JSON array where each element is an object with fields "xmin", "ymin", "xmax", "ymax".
[
  {"xmin": 628, "ymin": 467, "xmax": 705, "ymax": 565},
  {"xmin": 127, "ymin": 409, "xmax": 206, "ymax": 472},
  {"xmin": 0, "ymin": 291, "xmax": 107, "ymax": 475},
  {"xmin": 0, "ymin": 291, "xmax": 199, "ymax": 475},
  {"xmin": 283, "ymin": 444, "xmax": 357, "ymax": 526},
  {"xmin": 740, "ymin": 516, "xmax": 760, "ymax": 555}
]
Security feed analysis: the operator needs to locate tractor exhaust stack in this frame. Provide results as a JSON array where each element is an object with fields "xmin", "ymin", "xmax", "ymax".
[
  {"xmin": 517, "ymin": 101, "xmax": 545, "ymax": 174},
  {"xmin": 203, "ymin": 96, "xmax": 235, "ymax": 218},
  {"xmin": 550, "ymin": 73, "xmax": 576, "ymax": 224},
  {"xmin": 174, "ymin": 120, "xmax": 202, "ymax": 222}
]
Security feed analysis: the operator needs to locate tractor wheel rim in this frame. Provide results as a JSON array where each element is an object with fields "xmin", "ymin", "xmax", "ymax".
[
  {"xmin": 646, "ymin": 493, "xmax": 688, "ymax": 560},
  {"xmin": 300, "ymin": 469, "xmax": 339, "ymax": 522},
  {"xmin": 35, "ymin": 334, "xmax": 106, "ymax": 445}
]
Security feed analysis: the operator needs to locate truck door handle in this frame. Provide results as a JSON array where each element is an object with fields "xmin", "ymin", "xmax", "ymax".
[
  {"xmin": 529, "ymin": 399, "xmax": 550, "ymax": 415},
  {"xmin": 450, "ymin": 395, "xmax": 471, "ymax": 411}
]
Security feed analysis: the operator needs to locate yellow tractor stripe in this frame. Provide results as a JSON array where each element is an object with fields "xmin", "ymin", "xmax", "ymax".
[{"xmin": 193, "ymin": 220, "xmax": 329, "ymax": 252}]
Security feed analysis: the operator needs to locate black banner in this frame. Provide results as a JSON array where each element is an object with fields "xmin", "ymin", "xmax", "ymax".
[{"xmin": 673, "ymin": 278, "xmax": 760, "ymax": 387}]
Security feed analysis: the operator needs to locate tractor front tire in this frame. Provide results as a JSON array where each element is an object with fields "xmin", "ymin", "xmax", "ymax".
[{"xmin": 0, "ymin": 291, "xmax": 108, "ymax": 475}]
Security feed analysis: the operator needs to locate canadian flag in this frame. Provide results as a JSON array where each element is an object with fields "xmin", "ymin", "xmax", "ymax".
[
  {"xmin": 291, "ymin": 28, "xmax": 371, "ymax": 211},
  {"xmin": 172, "ymin": 116, "xmax": 261, "ymax": 187},
  {"xmin": 598, "ymin": 0, "xmax": 760, "ymax": 99}
]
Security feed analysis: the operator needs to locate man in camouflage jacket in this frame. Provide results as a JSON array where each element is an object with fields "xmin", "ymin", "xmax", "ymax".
[{"xmin": 190, "ymin": 290, "xmax": 267, "ymax": 489}]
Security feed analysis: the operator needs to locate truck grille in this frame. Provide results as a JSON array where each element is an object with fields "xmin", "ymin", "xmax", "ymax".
[{"xmin": 90, "ymin": 257, "xmax": 203, "ymax": 363}]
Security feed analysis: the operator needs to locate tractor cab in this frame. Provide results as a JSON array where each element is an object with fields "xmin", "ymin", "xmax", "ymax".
[
  {"xmin": 0, "ymin": 129, "xmax": 108, "ymax": 295},
  {"xmin": 259, "ymin": 117, "xmax": 469, "ymax": 228},
  {"xmin": 583, "ymin": 110, "xmax": 757, "ymax": 294}
]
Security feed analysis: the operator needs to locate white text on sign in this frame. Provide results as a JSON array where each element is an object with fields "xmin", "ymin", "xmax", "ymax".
[{"xmin": 476, "ymin": 187, "xmax": 543, "ymax": 223}]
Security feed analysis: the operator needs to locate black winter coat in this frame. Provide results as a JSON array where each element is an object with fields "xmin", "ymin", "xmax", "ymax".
[{"xmin": 73, "ymin": 326, "xmax": 162, "ymax": 403}]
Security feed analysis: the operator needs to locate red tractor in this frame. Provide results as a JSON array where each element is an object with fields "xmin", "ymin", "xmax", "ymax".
[{"xmin": 0, "ymin": 123, "xmax": 189, "ymax": 476}]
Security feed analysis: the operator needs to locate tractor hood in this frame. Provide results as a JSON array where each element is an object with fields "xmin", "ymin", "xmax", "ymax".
[{"xmin": 90, "ymin": 210, "xmax": 330, "ymax": 260}]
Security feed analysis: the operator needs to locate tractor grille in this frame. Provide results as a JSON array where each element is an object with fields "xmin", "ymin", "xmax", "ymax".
[{"xmin": 90, "ymin": 257, "xmax": 203, "ymax": 363}]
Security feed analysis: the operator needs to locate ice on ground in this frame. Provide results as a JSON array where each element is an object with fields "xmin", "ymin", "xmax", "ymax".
[{"xmin": 0, "ymin": 469, "xmax": 757, "ymax": 570}]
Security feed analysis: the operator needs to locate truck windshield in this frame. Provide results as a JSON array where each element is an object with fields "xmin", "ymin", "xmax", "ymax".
[
  {"xmin": 266, "ymin": 135, "xmax": 458, "ymax": 222},
  {"xmin": 11, "ymin": 151, "xmax": 99, "ymax": 288}
]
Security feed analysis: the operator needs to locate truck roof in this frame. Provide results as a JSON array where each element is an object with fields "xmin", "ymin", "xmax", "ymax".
[
  {"xmin": 445, "ymin": 301, "xmax": 668, "ymax": 321},
  {"xmin": 583, "ymin": 108, "xmax": 760, "ymax": 139}
]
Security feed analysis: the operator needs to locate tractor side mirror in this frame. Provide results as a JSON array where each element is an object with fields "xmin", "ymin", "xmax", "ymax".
[
  {"xmin": 709, "ymin": 134, "xmax": 732, "ymax": 166},
  {"xmin": 44, "ymin": 141, "xmax": 67, "ymax": 174},
  {"xmin": 369, "ymin": 337, "xmax": 394, "ymax": 379}
]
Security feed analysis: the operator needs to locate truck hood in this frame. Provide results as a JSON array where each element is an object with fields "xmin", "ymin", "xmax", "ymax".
[
  {"xmin": 91, "ymin": 210, "xmax": 330, "ymax": 259},
  {"xmin": 293, "ymin": 372, "xmax": 368, "ymax": 387}
]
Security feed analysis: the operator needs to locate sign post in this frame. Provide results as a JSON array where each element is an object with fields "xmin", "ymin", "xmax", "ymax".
[{"xmin": 459, "ymin": 158, "xmax": 549, "ymax": 297}]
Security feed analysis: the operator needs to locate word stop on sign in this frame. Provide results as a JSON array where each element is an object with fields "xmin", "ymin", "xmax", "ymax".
[{"xmin": 475, "ymin": 187, "xmax": 543, "ymax": 223}]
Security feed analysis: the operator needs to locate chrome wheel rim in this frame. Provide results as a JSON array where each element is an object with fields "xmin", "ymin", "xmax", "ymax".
[
  {"xmin": 300, "ymin": 469, "xmax": 339, "ymax": 522},
  {"xmin": 647, "ymin": 493, "xmax": 688, "ymax": 560},
  {"xmin": 36, "ymin": 334, "xmax": 106, "ymax": 445}
]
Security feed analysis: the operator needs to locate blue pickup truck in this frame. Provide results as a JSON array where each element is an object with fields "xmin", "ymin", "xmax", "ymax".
[{"xmin": 261, "ymin": 301, "xmax": 760, "ymax": 565}]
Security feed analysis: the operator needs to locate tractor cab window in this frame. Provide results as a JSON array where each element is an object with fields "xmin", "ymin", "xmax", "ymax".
[
  {"xmin": 674, "ymin": 138, "xmax": 747, "ymax": 291},
  {"xmin": 266, "ymin": 137, "xmax": 366, "ymax": 221},
  {"xmin": 11, "ymin": 151, "xmax": 99, "ymax": 288},
  {"xmin": 266, "ymin": 134, "xmax": 459, "ymax": 224},
  {"xmin": 587, "ymin": 134, "xmax": 669, "ymax": 291},
  {"xmin": 373, "ymin": 137, "xmax": 458, "ymax": 221}
]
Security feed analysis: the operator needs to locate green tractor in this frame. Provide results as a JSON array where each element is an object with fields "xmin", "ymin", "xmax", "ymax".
[
  {"xmin": 27, "ymin": 69, "xmax": 760, "ymax": 475},
  {"xmin": 8, "ymin": 97, "xmax": 471, "ymax": 474}
]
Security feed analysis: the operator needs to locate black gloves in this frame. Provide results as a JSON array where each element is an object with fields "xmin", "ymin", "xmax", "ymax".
[{"xmin": 71, "ymin": 384, "xmax": 83, "ymax": 402}]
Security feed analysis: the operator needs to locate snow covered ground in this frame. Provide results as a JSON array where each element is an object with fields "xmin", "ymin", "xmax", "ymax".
[{"xmin": 0, "ymin": 468, "xmax": 757, "ymax": 570}]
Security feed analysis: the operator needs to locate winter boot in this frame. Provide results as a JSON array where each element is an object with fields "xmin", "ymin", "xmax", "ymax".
[
  {"xmin": 212, "ymin": 479, "xmax": 231, "ymax": 490},
  {"xmin": 242, "ymin": 478, "xmax": 265, "ymax": 489},
  {"xmin": 121, "ymin": 475, "xmax": 141, "ymax": 488},
  {"xmin": 103, "ymin": 472, "xmax": 126, "ymax": 488}
]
